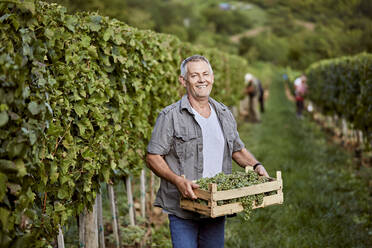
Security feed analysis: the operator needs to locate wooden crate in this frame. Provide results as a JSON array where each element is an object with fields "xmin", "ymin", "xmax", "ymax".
[{"xmin": 180, "ymin": 167, "xmax": 283, "ymax": 218}]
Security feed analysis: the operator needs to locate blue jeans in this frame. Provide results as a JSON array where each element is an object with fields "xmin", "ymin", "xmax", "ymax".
[{"xmin": 168, "ymin": 214, "xmax": 225, "ymax": 248}]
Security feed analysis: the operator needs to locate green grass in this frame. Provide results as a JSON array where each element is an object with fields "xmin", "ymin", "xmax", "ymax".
[{"xmin": 226, "ymin": 74, "xmax": 371, "ymax": 247}]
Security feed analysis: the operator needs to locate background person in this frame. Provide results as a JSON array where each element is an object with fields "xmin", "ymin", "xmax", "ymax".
[
  {"xmin": 146, "ymin": 55, "xmax": 268, "ymax": 248},
  {"xmin": 257, "ymin": 78, "xmax": 265, "ymax": 113},
  {"xmin": 244, "ymin": 73, "xmax": 261, "ymax": 123},
  {"xmin": 294, "ymin": 74, "xmax": 308, "ymax": 118}
]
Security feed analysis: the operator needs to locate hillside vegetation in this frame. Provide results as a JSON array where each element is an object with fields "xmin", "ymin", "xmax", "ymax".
[{"xmin": 46, "ymin": 0, "xmax": 372, "ymax": 70}]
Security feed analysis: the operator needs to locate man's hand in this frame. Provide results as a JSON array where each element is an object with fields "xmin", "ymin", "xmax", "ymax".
[
  {"xmin": 232, "ymin": 148, "xmax": 269, "ymax": 177},
  {"xmin": 146, "ymin": 154, "xmax": 200, "ymax": 199},
  {"xmin": 175, "ymin": 176, "xmax": 199, "ymax": 200},
  {"xmin": 255, "ymin": 164, "xmax": 269, "ymax": 177}
]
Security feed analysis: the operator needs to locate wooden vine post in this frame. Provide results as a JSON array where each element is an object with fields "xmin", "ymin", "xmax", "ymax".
[
  {"xmin": 107, "ymin": 184, "xmax": 120, "ymax": 248},
  {"xmin": 140, "ymin": 169, "xmax": 146, "ymax": 218},
  {"xmin": 126, "ymin": 176, "xmax": 135, "ymax": 226},
  {"xmin": 358, "ymin": 131, "xmax": 363, "ymax": 147},
  {"xmin": 78, "ymin": 200, "xmax": 99, "ymax": 248},
  {"xmin": 85, "ymin": 199, "xmax": 99, "ymax": 248},
  {"xmin": 342, "ymin": 118, "xmax": 348, "ymax": 139},
  {"xmin": 79, "ymin": 212, "xmax": 85, "ymax": 248},
  {"xmin": 96, "ymin": 192, "xmax": 105, "ymax": 248},
  {"xmin": 57, "ymin": 225, "xmax": 65, "ymax": 248},
  {"xmin": 149, "ymin": 171, "xmax": 154, "ymax": 223}
]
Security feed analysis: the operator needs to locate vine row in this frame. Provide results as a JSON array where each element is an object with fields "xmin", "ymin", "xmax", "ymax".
[{"xmin": 0, "ymin": 0, "xmax": 248, "ymax": 246}]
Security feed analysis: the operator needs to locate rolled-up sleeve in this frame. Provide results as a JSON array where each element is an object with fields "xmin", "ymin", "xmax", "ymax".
[
  {"xmin": 147, "ymin": 112, "xmax": 173, "ymax": 155},
  {"xmin": 233, "ymin": 132, "xmax": 245, "ymax": 152},
  {"xmin": 230, "ymin": 111, "xmax": 245, "ymax": 152}
]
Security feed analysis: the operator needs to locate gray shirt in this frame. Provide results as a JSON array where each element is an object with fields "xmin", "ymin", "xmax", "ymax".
[{"xmin": 147, "ymin": 95, "xmax": 245, "ymax": 219}]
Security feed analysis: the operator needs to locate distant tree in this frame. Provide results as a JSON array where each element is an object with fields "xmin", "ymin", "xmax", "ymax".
[
  {"xmin": 201, "ymin": 5, "xmax": 252, "ymax": 35},
  {"xmin": 238, "ymin": 37, "xmax": 254, "ymax": 56},
  {"xmin": 358, "ymin": 0, "xmax": 372, "ymax": 17},
  {"xmin": 252, "ymin": 32, "xmax": 289, "ymax": 65}
]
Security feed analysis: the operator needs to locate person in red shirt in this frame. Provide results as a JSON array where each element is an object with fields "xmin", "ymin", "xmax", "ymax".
[{"xmin": 294, "ymin": 75, "xmax": 308, "ymax": 118}]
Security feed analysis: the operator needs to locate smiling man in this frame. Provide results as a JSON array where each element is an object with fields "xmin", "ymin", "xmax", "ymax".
[{"xmin": 146, "ymin": 55, "xmax": 268, "ymax": 248}]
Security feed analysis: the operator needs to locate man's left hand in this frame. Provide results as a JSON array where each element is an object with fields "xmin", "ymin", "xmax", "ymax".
[{"xmin": 255, "ymin": 164, "xmax": 269, "ymax": 177}]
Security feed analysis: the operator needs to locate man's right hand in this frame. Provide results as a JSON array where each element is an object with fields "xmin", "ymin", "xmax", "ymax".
[{"xmin": 175, "ymin": 176, "xmax": 199, "ymax": 200}]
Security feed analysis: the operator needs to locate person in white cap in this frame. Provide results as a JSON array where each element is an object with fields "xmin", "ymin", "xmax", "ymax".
[{"xmin": 244, "ymin": 73, "xmax": 261, "ymax": 123}]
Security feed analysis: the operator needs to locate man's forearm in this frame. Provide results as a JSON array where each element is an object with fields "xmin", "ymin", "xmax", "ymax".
[
  {"xmin": 146, "ymin": 153, "xmax": 181, "ymax": 185},
  {"xmin": 233, "ymin": 148, "xmax": 269, "ymax": 177},
  {"xmin": 146, "ymin": 153, "xmax": 199, "ymax": 199},
  {"xmin": 232, "ymin": 148, "xmax": 259, "ymax": 168}
]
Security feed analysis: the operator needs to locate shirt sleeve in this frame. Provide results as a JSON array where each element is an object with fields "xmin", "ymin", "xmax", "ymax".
[
  {"xmin": 230, "ymin": 110, "xmax": 245, "ymax": 152},
  {"xmin": 147, "ymin": 112, "xmax": 173, "ymax": 155},
  {"xmin": 233, "ymin": 132, "xmax": 245, "ymax": 152}
]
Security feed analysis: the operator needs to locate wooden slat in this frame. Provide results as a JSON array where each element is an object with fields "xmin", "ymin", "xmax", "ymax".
[
  {"xmin": 182, "ymin": 193, "xmax": 283, "ymax": 218},
  {"xmin": 193, "ymin": 188, "xmax": 211, "ymax": 200},
  {"xmin": 276, "ymin": 171, "xmax": 282, "ymax": 181},
  {"xmin": 213, "ymin": 180, "xmax": 282, "ymax": 201},
  {"xmin": 192, "ymin": 208, "xmax": 211, "ymax": 217},
  {"xmin": 212, "ymin": 194, "xmax": 284, "ymax": 217},
  {"xmin": 253, "ymin": 193, "xmax": 284, "ymax": 209},
  {"xmin": 212, "ymin": 202, "xmax": 244, "ymax": 217},
  {"xmin": 180, "ymin": 199, "xmax": 211, "ymax": 216},
  {"xmin": 209, "ymin": 184, "xmax": 217, "ymax": 207},
  {"xmin": 180, "ymin": 199, "xmax": 211, "ymax": 211}
]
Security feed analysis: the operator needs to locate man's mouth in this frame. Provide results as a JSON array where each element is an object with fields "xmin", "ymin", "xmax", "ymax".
[{"xmin": 196, "ymin": 85, "xmax": 207, "ymax": 89}]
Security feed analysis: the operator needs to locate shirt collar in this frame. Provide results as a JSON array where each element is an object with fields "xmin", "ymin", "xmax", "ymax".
[
  {"xmin": 180, "ymin": 94, "xmax": 227, "ymax": 115},
  {"xmin": 180, "ymin": 94, "xmax": 194, "ymax": 115}
]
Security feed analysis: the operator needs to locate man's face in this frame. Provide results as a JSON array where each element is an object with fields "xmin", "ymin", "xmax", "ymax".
[{"xmin": 180, "ymin": 60, "xmax": 214, "ymax": 101}]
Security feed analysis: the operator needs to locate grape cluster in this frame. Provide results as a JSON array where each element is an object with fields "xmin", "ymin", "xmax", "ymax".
[{"xmin": 195, "ymin": 171, "xmax": 271, "ymax": 220}]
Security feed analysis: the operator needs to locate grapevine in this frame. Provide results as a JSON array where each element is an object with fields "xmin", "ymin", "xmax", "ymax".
[
  {"xmin": 0, "ymin": 0, "xmax": 249, "ymax": 244},
  {"xmin": 306, "ymin": 53, "xmax": 372, "ymax": 145},
  {"xmin": 195, "ymin": 171, "xmax": 272, "ymax": 220}
]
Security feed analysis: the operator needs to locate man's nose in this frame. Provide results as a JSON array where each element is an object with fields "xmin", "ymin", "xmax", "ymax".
[{"xmin": 198, "ymin": 75, "xmax": 205, "ymax": 82}]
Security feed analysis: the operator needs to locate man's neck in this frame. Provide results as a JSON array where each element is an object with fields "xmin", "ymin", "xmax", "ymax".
[{"xmin": 188, "ymin": 96, "xmax": 211, "ymax": 118}]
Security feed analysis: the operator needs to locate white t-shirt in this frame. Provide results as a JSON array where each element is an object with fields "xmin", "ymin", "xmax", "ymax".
[{"xmin": 192, "ymin": 104, "xmax": 225, "ymax": 178}]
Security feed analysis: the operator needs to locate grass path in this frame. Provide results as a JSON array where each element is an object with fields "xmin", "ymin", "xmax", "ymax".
[{"xmin": 225, "ymin": 75, "xmax": 371, "ymax": 247}]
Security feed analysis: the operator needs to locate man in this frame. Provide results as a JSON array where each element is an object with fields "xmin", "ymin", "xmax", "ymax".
[
  {"xmin": 146, "ymin": 55, "xmax": 268, "ymax": 248},
  {"xmin": 244, "ymin": 73, "xmax": 261, "ymax": 122}
]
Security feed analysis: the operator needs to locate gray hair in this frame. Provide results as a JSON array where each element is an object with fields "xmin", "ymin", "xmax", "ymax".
[{"xmin": 180, "ymin": 55, "xmax": 213, "ymax": 78}]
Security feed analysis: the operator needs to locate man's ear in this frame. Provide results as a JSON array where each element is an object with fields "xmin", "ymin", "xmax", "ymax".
[{"xmin": 179, "ymin": 75, "xmax": 186, "ymax": 87}]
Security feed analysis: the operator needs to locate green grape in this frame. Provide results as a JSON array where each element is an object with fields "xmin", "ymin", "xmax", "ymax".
[{"xmin": 195, "ymin": 171, "xmax": 271, "ymax": 220}]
